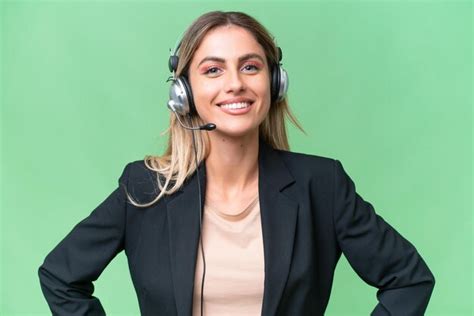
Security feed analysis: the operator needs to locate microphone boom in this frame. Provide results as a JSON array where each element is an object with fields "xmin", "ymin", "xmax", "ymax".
[{"xmin": 173, "ymin": 111, "xmax": 216, "ymax": 131}]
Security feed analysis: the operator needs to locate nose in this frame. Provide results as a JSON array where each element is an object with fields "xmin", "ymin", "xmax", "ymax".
[{"xmin": 223, "ymin": 69, "xmax": 245, "ymax": 94}]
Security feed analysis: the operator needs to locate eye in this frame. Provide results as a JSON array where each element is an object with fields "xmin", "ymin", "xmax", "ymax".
[
  {"xmin": 241, "ymin": 63, "xmax": 260, "ymax": 73},
  {"xmin": 203, "ymin": 66, "xmax": 222, "ymax": 76}
]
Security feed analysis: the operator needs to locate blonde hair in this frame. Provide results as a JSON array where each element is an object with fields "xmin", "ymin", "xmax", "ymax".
[{"xmin": 126, "ymin": 11, "xmax": 304, "ymax": 207}]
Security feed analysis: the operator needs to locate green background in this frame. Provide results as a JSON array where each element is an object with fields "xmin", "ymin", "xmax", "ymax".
[{"xmin": 1, "ymin": 0, "xmax": 472, "ymax": 315}]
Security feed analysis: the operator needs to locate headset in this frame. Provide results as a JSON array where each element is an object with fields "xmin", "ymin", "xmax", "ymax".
[{"xmin": 166, "ymin": 34, "xmax": 289, "ymax": 316}]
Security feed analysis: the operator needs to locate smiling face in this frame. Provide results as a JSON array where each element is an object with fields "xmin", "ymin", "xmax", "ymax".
[{"xmin": 188, "ymin": 25, "xmax": 271, "ymax": 138}]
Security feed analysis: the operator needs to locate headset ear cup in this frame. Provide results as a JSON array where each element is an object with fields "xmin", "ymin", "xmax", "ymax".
[
  {"xmin": 271, "ymin": 63, "xmax": 281, "ymax": 104},
  {"xmin": 168, "ymin": 76, "xmax": 195, "ymax": 115},
  {"xmin": 278, "ymin": 66, "xmax": 289, "ymax": 102},
  {"xmin": 271, "ymin": 64, "xmax": 289, "ymax": 103},
  {"xmin": 271, "ymin": 46, "xmax": 288, "ymax": 103},
  {"xmin": 167, "ymin": 46, "xmax": 197, "ymax": 115},
  {"xmin": 180, "ymin": 76, "xmax": 196, "ymax": 115}
]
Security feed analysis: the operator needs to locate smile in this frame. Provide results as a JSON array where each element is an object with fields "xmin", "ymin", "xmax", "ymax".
[
  {"xmin": 217, "ymin": 101, "xmax": 254, "ymax": 115},
  {"xmin": 220, "ymin": 102, "xmax": 251, "ymax": 109}
]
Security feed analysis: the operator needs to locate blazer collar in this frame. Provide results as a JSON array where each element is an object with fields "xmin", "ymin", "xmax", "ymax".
[{"xmin": 166, "ymin": 139, "xmax": 298, "ymax": 316}]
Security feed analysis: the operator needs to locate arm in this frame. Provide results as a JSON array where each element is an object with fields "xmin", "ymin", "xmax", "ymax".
[
  {"xmin": 38, "ymin": 163, "xmax": 131, "ymax": 315},
  {"xmin": 332, "ymin": 160, "xmax": 435, "ymax": 316}
]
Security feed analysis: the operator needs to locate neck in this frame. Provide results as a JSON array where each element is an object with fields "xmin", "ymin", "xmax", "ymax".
[{"xmin": 205, "ymin": 130, "xmax": 260, "ymax": 199}]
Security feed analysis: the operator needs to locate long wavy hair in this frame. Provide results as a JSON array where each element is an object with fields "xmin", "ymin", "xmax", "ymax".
[{"xmin": 126, "ymin": 11, "xmax": 304, "ymax": 207}]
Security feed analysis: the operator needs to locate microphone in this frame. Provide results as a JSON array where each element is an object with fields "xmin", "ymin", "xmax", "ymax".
[
  {"xmin": 168, "ymin": 101, "xmax": 216, "ymax": 131},
  {"xmin": 200, "ymin": 123, "xmax": 217, "ymax": 131}
]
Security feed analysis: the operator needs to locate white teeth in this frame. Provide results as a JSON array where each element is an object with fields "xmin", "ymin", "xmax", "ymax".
[{"xmin": 220, "ymin": 102, "xmax": 251, "ymax": 109}]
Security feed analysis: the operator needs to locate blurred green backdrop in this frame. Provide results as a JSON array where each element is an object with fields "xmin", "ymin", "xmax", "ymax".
[{"xmin": 1, "ymin": 0, "xmax": 472, "ymax": 315}]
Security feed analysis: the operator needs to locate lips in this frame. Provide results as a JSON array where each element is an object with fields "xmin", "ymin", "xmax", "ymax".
[
  {"xmin": 215, "ymin": 97, "xmax": 255, "ymax": 115},
  {"xmin": 216, "ymin": 99, "xmax": 254, "ymax": 115}
]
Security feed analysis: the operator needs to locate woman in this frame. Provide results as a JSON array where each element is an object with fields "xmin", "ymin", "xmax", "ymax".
[{"xmin": 38, "ymin": 11, "xmax": 435, "ymax": 316}]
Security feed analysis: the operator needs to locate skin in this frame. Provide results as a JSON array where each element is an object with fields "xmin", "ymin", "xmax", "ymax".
[{"xmin": 188, "ymin": 25, "xmax": 271, "ymax": 212}]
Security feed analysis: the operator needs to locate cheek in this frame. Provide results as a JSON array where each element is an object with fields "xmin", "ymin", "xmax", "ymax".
[
  {"xmin": 252, "ymin": 72, "xmax": 271, "ymax": 96},
  {"xmin": 252, "ymin": 77, "xmax": 272, "ymax": 108},
  {"xmin": 192, "ymin": 81, "xmax": 220, "ymax": 109}
]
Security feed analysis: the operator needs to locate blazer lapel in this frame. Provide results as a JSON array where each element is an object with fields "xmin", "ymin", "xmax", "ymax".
[
  {"xmin": 258, "ymin": 140, "xmax": 299, "ymax": 316},
  {"xmin": 166, "ymin": 165, "xmax": 206, "ymax": 316}
]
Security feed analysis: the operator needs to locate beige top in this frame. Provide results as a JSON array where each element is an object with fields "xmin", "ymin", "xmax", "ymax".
[{"xmin": 192, "ymin": 195, "xmax": 265, "ymax": 316}]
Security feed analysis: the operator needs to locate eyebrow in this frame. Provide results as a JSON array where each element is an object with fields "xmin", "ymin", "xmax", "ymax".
[{"xmin": 197, "ymin": 53, "xmax": 265, "ymax": 67}]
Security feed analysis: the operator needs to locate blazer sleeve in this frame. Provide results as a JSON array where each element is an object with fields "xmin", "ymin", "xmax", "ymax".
[
  {"xmin": 38, "ymin": 162, "xmax": 131, "ymax": 316},
  {"xmin": 332, "ymin": 160, "xmax": 435, "ymax": 316}
]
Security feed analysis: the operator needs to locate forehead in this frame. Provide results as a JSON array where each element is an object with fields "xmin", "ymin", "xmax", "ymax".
[{"xmin": 191, "ymin": 25, "xmax": 266, "ymax": 63}]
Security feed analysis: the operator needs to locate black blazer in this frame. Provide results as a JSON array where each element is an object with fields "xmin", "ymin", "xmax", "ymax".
[{"xmin": 38, "ymin": 140, "xmax": 435, "ymax": 315}]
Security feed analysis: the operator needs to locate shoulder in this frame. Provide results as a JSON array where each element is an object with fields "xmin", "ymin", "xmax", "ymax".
[
  {"xmin": 275, "ymin": 148, "xmax": 339, "ymax": 178},
  {"xmin": 271, "ymin": 149, "xmax": 353, "ymax": 197},
  {"xmin": 277, "ymin": 149, "xmax": 335, "ymax": 167},
  {"xmin": 119, "ymin": 160, "xmax": 161, "ymax": 205},
  {"xmin": 271, "ymin": 148, "xmax": 352, "ymax": 188},
  {"xmin": 121, "ymin": 159, "xmax": 157, "ymax": 181}
]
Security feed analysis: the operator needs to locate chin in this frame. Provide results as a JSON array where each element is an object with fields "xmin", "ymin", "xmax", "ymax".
[{"xmin": 215, "ymin": 124, "xmax": 260, "ymax": 138}]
